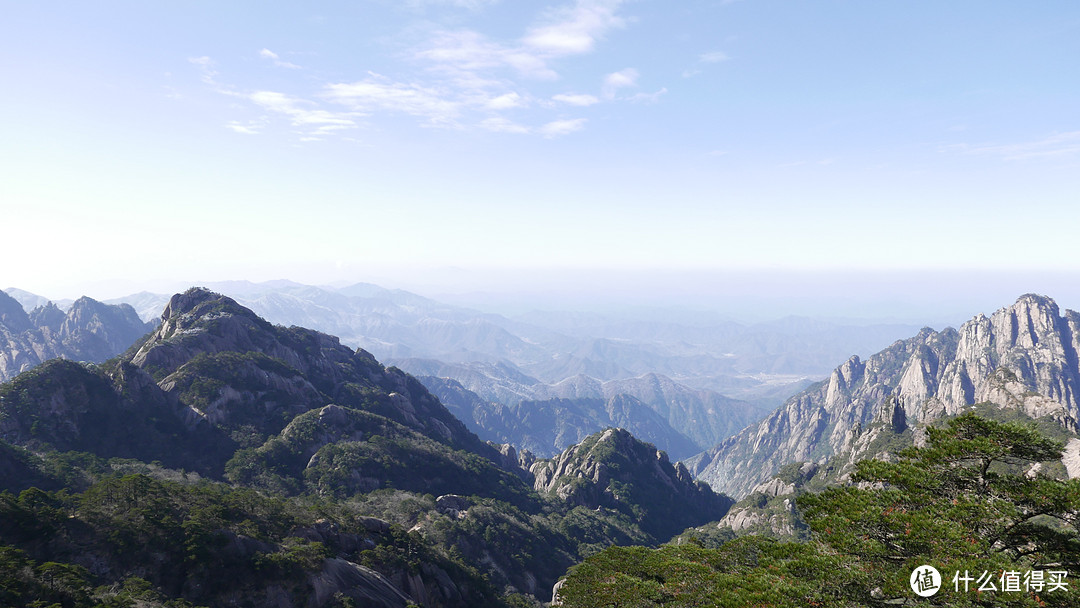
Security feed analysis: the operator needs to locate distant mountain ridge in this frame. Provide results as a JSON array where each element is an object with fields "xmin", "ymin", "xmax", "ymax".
[
  {"xmin": 688, "ymin": 294, "xmax": 1080, "ymax": 498},
  {"xmin": 18, "ymin": 280, "xmax": 918, "ymax": 398},
  {"xmin": 410, "ymin": 363, "xmax": 768, "ymax": 459},
  {"xmin": 421, "ymin": 375, "xmax": 704, "ymax": 459},
  {"xmin": 0, "ymin": 290, "xmax": 154, "ymax": 382}
]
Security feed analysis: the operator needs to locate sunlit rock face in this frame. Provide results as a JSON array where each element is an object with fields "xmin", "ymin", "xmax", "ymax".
[
  {"xmin": 689, "ymin": 294, "xmax": 1080, "ymax": 498},
  {"xmin": 0, "ymin": 290, "xmax": 153, "ymax": 382}
]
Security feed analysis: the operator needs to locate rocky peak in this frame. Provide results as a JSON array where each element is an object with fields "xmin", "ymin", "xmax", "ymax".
[
  {"xmin": 29, "ymin": 302, "xmax": 66, "ymax": 332},
  {"xmin": 0, "ymin": 291, "xmax": 156, "ymax": 383},
  {"xmin": 690, "ymin": 294, "xmax": 1080, "ymax": 498},
  {"xmin": 125, "ymin": 288, "xmax": 500, "ymax": 462},
  {"xmin": 58, "ymin": 297, "xmax": 153, "ymax": 359},
  {"xmin": 0, "ymin": 290, "xmax": 33, "ymax": 333},
  {"xmin": 531, "ymin": 428, "xmax": 732, "ymax": 541}
]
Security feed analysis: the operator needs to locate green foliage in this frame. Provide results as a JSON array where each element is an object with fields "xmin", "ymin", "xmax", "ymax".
[
  {"xmin": 559, "ymin": 539, "xmax": 860, "ymax": 608},
  {"xmin": 0, "ymin": 545, "xmax": 96, "ymax": 608},
  {"xmin": 560, "ymin": 414, "xmax": 1080, "ymax": 607},
  {"xmin": 799, "ymin": 413, "xmax": 1080, "ymax": 605}
]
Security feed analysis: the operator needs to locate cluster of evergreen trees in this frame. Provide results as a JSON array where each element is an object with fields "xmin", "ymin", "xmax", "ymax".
[{"xmin": 558, "ymin": 414, "xmax": 1080, "ymax": 607}]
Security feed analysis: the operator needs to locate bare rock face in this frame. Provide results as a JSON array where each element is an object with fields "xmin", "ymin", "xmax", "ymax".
[
  {"xmin": 307, "ymin": 559, "xmax": 413, "ymax": 608},
  {"xmin": 0, "ymin": 290, "xmax": 154, "ymax": 382},
  {"xmin": 689, "ymin": 294, "xmax": 1080, "ymax": 498}
]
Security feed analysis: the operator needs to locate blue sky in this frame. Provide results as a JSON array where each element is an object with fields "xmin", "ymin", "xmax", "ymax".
[{"xmin": 2, "ymin": 1, "xmax": 1079, "ymax": 317}]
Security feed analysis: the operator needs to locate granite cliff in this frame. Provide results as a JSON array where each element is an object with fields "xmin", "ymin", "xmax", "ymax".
[
  {"xmin": 688, "ymin": 294, "xmax": 1080, "ymax": 497},
  {"xmin": 0, "ymin": 291, "xmax": 153, "ymax": 382}
]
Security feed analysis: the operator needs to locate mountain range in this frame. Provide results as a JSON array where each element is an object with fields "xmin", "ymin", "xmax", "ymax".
[
  {"xmin": 0, "ymin": 290, "xmax": 154, "ymax": 383},
  {"xmin": 0, "ymin": 288, "xmax": 733, "ymax": 607},
  {"xmin": 688, "ymin": 293, "xmax": 1080, "ymax": 498},
  {"xmin": 3, "ymin": 286, "xmax": 1080, "ymax": 606},
  {"xmin": 6, "ymin": 280, "xmax": 929, "ymax": 462}
]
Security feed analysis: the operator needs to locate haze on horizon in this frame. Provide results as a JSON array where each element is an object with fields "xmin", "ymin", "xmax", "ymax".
[{"xmin": 2, "ymin": 1, "xmax": 1078, "ymax": 323}]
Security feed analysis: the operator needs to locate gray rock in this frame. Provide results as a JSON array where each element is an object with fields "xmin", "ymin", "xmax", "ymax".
[{"xmin": 690, "ymin": 294, "xmax": 1080, "ymax": 498}]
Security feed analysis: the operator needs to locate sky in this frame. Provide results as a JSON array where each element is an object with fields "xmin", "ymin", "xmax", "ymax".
[{"xmin": 2, "ymin": 1, "xmax": 1079, "ymax": 319}]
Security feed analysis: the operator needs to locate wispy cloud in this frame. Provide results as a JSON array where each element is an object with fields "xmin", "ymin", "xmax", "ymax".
[
  {"xmin": 479, "ymin": 116, "xmax": 531, "ymax": 134},
  {"xmin": 406, "ymin": 0, "xmax": 501, "ymax": 9},
  {"xmin": 323, "ymin": 75, "xmax": 460, "ymax": 125},
  {"xmin": 539, "ymin": 118, "xmax": 587, "ymax": 137},
  {"xmin": 948, "ymin": 131, "xmax": 1080, "ymax": 161},
  {"xmin": 188, "ymin": 56, "xmax": 218, "ymax": 84},
  {"xmin": 630, "ymin": 87, "xmax": 667, "ymax": 104},
  {"xmin": 249, "ymin": 91, "xmax": 361, "ymax": 136},
  {"xmin": 523, "ymin": 0, "xmax": 626, "ymax": 56},
  {"xmin": 684, "ymin": 50, "xmax": 729, "ymax": 78},
  {"xmin": 259, "ymin": 48, "xmax": 301, "ymax": 69},
  {"xmin": 414, "ymin": 0, "xmax": 628, "ymax": 82},
  {"xmin": 484, "ymin": 92, "xmax": 527, "ymax": 110},
  {"xmin": 416, "ymin": 29, "xmax": 558, "ymax": 80},
  {"xmin": 602, "ymin": 67, "xmax": 638, "ymax": 99},
  {"xmin": 552, "ymin": 93, "xmax": 600, "ymax": 106},
  {"xmin": 699, "ymin": 51, "xmax": 729, "ymax": 64},
  {"xmin": 194, "ymin": 0, "xmax": 644, "ymax": 140},
  {"xmin": 226, "ymin": 120, "xmax": 263, "ymax": 135}
]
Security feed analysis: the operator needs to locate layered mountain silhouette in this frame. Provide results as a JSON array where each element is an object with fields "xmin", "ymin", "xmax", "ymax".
[
  {"xmin": 0, "ymin": 288, "xmax": 734, "ymax": 607},
  {"xmin": 0, "ymin": 290, "xmax": 154, "ymax": 382},
  {"xmin": 397, "ymin": 358, "xmax": 773, "ymax": 459},
  {"xmin": 688, "ymin": 294, "xmax": 1080, "ymax": 498},
  {"xmin": 1, "ymin": 288, "xmax": 494, "ymax": 472}
]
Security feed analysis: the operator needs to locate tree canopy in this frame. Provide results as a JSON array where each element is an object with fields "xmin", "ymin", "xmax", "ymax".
[{"xmin": 557, "ymin": 413, "xmax": 1080, "ymax": 607}]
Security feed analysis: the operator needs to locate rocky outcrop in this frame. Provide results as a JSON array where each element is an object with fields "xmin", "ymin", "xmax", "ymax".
[
  {"xmin": 530, "ymin": 428, "xmax": 733, "ymax": 541},
  {"xmin": 0, "ymin": 290, "xmax": 154, "ymax": 382},
  {"xmin": 307, "ymin": 559, "xmax": 414, "ymax": 608},
  {"xmin": 689, "ymin": 294, "xmax": 1080, "ymax": 498}
]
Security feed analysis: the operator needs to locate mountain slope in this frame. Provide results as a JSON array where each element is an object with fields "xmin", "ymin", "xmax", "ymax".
[
  {"xmin": 688, "ymin": 294, "xmax": 1080, "ymax": 498},
  {"xmin": 0, "ymin": 287, "xmax": 742, "ymax": 606},
  {"xmin": 1, "ymin": 288, "xmax": 500, "ymax": 476},
  {"xmin": 530, "ymin": 427, "xmax": 733, "ymax": 542}
]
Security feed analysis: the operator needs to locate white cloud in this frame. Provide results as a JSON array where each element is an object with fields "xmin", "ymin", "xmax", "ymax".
[
  {"xmin": 249, "ymin": 90, "xmax": 360, "ymax": 134},
  {"xmin": 949, "ymin": 131, "xmax": 1080, "ymax": 160},
  {"xmin": 417, "ymin": 29, "xmax": 558, "ymax": 80},
  {"xmin": 479, "ymin": 117, "xmax": 531, "ymax": 134},
  {"xmin": 323, "ymin": 76, "xmax": 460, "ymax": 125},
  {"xmin": 630, "ymin": 87, "xmax": 667, "ymax": 104},
  {"xmin": 602, "ymin": 67, "xmax": 638, "ymax": 99},
  {"xmin": 552, "ymin": 93, "xmax": 600, "ymax": 106},
  {"xmin": 192, "ymin": 2, "xmax": 644, "ymax": 140},
  {"xmin": 539, "ymin": 118, "xmax": 586, "ymax": 137},
  {"xmin": 485, "ymin": 92, "xmax": 527, "ymax": 110},
  {"xmin": 259, "ymin": 48, "xmax": 301, "ymax": 69},
  {"xmin": 226, "ymin": 121, "xmax": 262, "ymax": 135},
  {"xmin": 524, "ymin": 0, "xmax": 626, "ymax": 56},
  {"xmin": 699, "ymin": 51, "xmax": 729, "ymax": 64},
  {"xmin": 188, "ymin": 56, "xmax": 218, "ymax": 84},
  {"xmin": 406, "ymin": 0, "xmax": 500, "ymax": 9}
]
